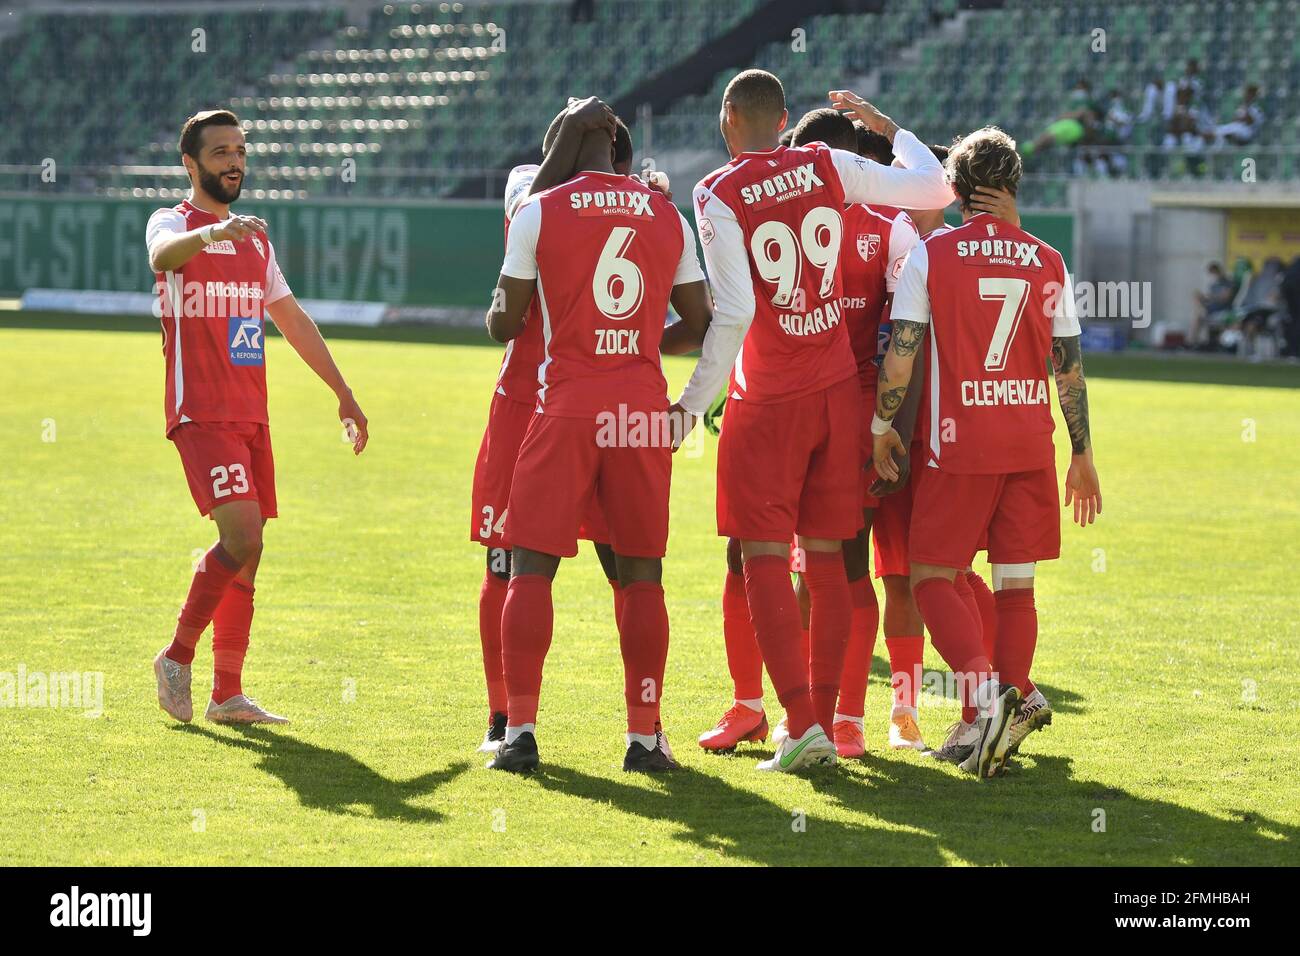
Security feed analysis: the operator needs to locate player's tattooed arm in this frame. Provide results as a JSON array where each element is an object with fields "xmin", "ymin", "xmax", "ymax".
[
  {"xmin": 1051, "ymin": 334, "xmax": 1091, "ymax": 454},
  {"xmin": 875, "ymin": 320, "xmax": 925, "ymax": 422},
  {"xmin": 486, "ymin": 274, "xmax": 537, "ymax": 342}
]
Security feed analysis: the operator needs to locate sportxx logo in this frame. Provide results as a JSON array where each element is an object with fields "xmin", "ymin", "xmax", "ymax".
[
  {"xmin": 956, "ymin": 237, "xmax": 1042, "ymax": 268},
  {"xmin": 739, "ymin": 163, "xmax": 825, "ymax": 209},
  {"xmin": 569, "ymin": 189, "xmax": 655, "ymax": 218}
]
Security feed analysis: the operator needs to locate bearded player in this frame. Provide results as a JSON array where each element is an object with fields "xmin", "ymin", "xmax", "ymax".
[
  {"xmin": 871, "ymin": 127, "xmax": 1101, "ymax": 778},
  {"xmin": 675, "ymin": 73, "xmax": 952, "ymax": 772},
  {"xmin": 485, "ymin": 101, "xmax": 712, "ymax": 774},
  {"xmin": 149, "ymin": 109, "xmax": 368, "ymax": 725}
]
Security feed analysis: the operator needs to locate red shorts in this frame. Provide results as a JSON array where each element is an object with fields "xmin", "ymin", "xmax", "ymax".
[
  {"xmin": 470, "ymin": 394, "xmax": 608, "ymax": 548},
  {"xmin": 172, "ymin": 421, "xmax": 277, "ymax": 519},
  {"xmin": 909, "ymin": 464, "xmax": 1060, "ymax": 570},
  {"xmin": 872, "ymin": 469, "xmax": 914, "ymax": 578},
  {"xmin": 717, "ymin": 375, "xmax": 861, "ymax": 542},
  {"xmin": 506, "ymin": 412, "xmax": 671, "ymax": 559}
]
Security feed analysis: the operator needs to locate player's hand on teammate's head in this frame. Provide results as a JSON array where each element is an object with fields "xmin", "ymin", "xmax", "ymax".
[
  {"xmin": 666, "ymin": 402, "xmax": 696, "ymax": 453},
  {"xmin": 1063, "ymin": 452, "xmax": 1101, "ymax": 526},
  {"xmin": 338, "ymin": 388, "xmax": 369, "ymax": 455},
  {"xmin": 565, "ymin": 96, "xmax": 616, "ymax": 140},
  {"xmin": 829, "ymin": 90, "xmax": 892, "ymax": 135},
  {"xmin": 214, "ymin": 215, "xmax": 268, "ymax": 243},
  {"xmin": 871, "ymin": 427, "xmax": 906, "ymax": 482},
  {"xmin": 969, "ymin": 187, "xmax": 1020, "ymax": 226}
]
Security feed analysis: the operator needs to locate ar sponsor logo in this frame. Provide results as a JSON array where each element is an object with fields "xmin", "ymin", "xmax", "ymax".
[
  {"xmin": 49, "ymin": 886, "xmax": 151, "ymax": 936},
  {"xmin": 739, "ymin": 163, "xmax": 824, "ymax": 207},
  {"xmin": 228, "ymin": 317, "xmax": 265, "ymax": 366}
]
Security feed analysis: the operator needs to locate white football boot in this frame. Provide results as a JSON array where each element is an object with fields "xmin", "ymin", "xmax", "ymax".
[
  {"xmin": 756, "ymin": 723, "xmax": 837, "ymax": 772},
  {"xmin": 927, "ymin": 719, "xmax": 979, "ymax": 764},
  {"xmin": 153, "ymin": 648, "xmax": 193, "ymax": 723},
  {"xmin": 959, "ymin": 684, "xmax": 1021, "ymax": 779},
  {"xmin": 205, "ymin": 694, "xmax": 290, "ymax": 725},
  {"xmin": 1007, "ymin": 688, "xmax": 1052, "ymax": 756}
]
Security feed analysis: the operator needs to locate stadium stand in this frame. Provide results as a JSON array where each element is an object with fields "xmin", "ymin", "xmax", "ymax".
[{"xmin": 2, "ymin": 0, "xmax": 1295, "ymax": 204}]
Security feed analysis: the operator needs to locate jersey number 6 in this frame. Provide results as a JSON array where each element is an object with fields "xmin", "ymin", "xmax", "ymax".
[{"xmin": 593, "ymin": 227, "xmax": 644, "ymax": 321}]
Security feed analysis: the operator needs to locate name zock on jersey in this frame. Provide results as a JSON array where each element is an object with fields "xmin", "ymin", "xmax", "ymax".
[
  {"xmin": 739, "ymin": 163, "xmax": 824, "ymax": 209},
  {"xmin": 595, "ymin": 328, "xmax": 640, "ymax": 355}
]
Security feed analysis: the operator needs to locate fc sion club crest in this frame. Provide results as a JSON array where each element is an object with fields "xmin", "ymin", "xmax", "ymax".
[{"xmin": 857, "ymin": 233, "xmax": 881, "ymax": 263}]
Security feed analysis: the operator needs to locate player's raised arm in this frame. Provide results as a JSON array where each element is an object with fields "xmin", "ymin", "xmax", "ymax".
[
  {"xmin": 265, "ymin": 292, "xmax": 368, "ymax": 455},
  {"xmin": 672, "ymin": 186, "xmax": 754, "ymax": 422},
  {"xmin": 146, "ymin": 209, "xmax": 269, "ymax": 274},
  {"xmin": 528, "ymin": 96, "xmax": 616, "ymax": 196},
  {"xmin": 661, "ymin": 210, "xmax": 712, "ymax": 356},
  {"xmin": 1049, "ymin": 271, "xmax": 1102, "ymax": 526},
  {"xmin": 486, "ymin": 198, "xmax": 541, "ymax": 342},
  {"xmin": 828, "ymin": 90, "xmax": 953, "ymax": 210}
]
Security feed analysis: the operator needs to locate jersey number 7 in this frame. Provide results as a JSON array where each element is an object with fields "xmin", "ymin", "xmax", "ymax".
[{"xmin": 978, "ymin": 277, "xmax": 1030, "ymax": 372}]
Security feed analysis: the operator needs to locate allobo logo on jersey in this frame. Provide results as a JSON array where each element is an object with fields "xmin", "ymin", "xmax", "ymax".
[
  {"xmin": 228, "ymin": 317, "xmax": 265, "ymax": 366},
  {"xmin": 570, "ymin": 190, "xmax": 656, "ymax": 218},
  {"xmin": 956, "ymin": 238, "xmax": 1043, "ymax": 268},
  {"xmin": 739, "ymin": 163, "xmax": 824, "ymax": 209}
]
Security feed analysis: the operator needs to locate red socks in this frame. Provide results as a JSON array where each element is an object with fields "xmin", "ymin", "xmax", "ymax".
[
  {"xmin": 951, "ymin": 572, "xmax": 983, "ymax": 653},
  {"xmin": 803, "ymin": 550, "xmax": 852, "ymax": 735},
  {"xmin": 501, "ymin": 574, "xmax": 554, "ymax": 727},
  {"xmin": 886, "ymin": 636, "xmax": 925, "ymax": 709},
  {"xmin": 994, "ymin": 588, "xmax": 1038, "ymax": 696},
  {"xmin": 478, "ymin": 572, "xmax": 509, "ymax": 715},
  {"xmin": 166, "ymin": 542, "xmax": 243, "ymax": 665},
  {"xmin": 619, "ymin": 581, "xmax": 669, "ymax": 734},
  {"xmin": 965, "ymin": 570, "xmax": 998, "ymax": 662},
  {"xmin": 722, "ymin": 571, "xmax": 764, "ymax": 700},
  {"xmin": 836, "ymin": 576, "xmax": 879, "ymax": 718},
  {"xmin": 743, "ymin": 555, "xmax": 816, "ymax": 739},
  {"xmin": 212, "ymin": 581, "xmax": 253, "ymax": 703},
  {"xmin": 912, "ymin": 576, "xmax": 991, "ymax": 724}
]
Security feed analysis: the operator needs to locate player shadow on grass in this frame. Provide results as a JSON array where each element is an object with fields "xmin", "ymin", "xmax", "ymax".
[
  {"xmin": 531, "ymin": 753, "xmax": 1296, "ymax": 865},
  {"xmin": 805, "ymin": 751, "xmax": 1299, "ymax": 865},
  {"xmin": 178, "ymin": 724, "xmax": 468, "ymax": 823}
]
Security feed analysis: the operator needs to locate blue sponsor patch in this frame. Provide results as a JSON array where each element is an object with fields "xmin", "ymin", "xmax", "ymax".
[{"xmin": 228, "ymin": 317, "xmax": 265, "ymax": 366}]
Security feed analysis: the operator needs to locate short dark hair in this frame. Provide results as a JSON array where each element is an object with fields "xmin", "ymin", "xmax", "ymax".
[
  {"xmin": 947, "ymin": 126, "xmax": 1021, "ymax": 209},
  {"xmin": 723, "ymin": 69, "xmax": 785, "ymax": 123},
  {"xmin": 179, "ymin": 109, "xmax": 241, "ymax": 159},
  {"xmin": 541, "ymin": 110, "xmax": 631, "ymax": 166},
  {"xmin": 778, "ymin": 128, "xmax": 794, "ymax": 147},
  {"xmin": 855, "ymin": 123, "xmax": 894, "ymax": 164},
  {"xmin": 927, "ymin": 143, "xmax": 950, "ymax": 164},
  {"xmin": 790, "ymin": 108, "xmax": 855, "ymax": 151}
]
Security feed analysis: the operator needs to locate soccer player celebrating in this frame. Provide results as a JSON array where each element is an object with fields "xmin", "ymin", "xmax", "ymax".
[
  {"xmin": 148, "ymin": 109, "xmax": 368, "ymax": 724},
  {"xmin": 483, "ymin": 99, "xmax": 713, "ymax": 774},
  {"xmin": 469, "ymin": 103, "xmax": 638, "ymax": 754},
  {"xmin": 677, "ymin": 73, "xmax": 952, "ymax": 772},
  {"xmin": 871, "ymin": 127, "xmax": 1101, "ymax": 778}
]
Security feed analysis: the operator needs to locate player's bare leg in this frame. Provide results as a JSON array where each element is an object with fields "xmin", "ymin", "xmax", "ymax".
[
  {"xmin": 156, "ymin": 499, "xmax": 262, "ymax": 723},
  {"xmin": 911, "ymin": 563, "xmax": 1018, "ymax": 778},
  {"xmin": 201, "ymin": 511, "xmax": 288, "ymax": 725},
  {"xmin": 742, "ymin": 539, "xmax": 838, "ymax": 772},
  {"xmin": 882, "ymin": 574, "xmax": 927, "ymax": 750},
  {"xmin": 615, "ymin": 554, "xmax": 677, "ymax": 773},
  {"xmin": 488, "ymin": 546, "xmax": 560, "ymax": 773},
  {"xmin": 699, "ymin": 537, "xmax": 769, "ymax": 752}
]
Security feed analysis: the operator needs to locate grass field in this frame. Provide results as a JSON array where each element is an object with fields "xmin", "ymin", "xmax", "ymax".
[{"xmin": 2, "ymin": 315, "xmax": 1298, "ymax": 866}]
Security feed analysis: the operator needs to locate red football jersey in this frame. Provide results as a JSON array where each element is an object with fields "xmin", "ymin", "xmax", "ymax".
[
  {"xmin": 147, "ymin": 199, "xmax": 291, "ymax": 436},
  {"xmin": 499, "ymin": 171, "xmax": 703, "ymax": 418},
  {"xmin": 891, "ymin": 214, "xmax": 1080, "ymax": 474},
  {"xmin": 840, "ymin": 203, "xmax": 917, "ymax": 385},
  {"xmin": 494, "ymin": 165, "xmax": 547, "ymax": 404},
  {"xmin": 694, "ymin": 143, "xmax": 855, "ymax": 403}
]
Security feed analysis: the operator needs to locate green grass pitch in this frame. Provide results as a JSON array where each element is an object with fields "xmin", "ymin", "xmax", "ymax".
[{"xmin": 2, "ymin": 316, "xmax": 1297, "ymax": 865}]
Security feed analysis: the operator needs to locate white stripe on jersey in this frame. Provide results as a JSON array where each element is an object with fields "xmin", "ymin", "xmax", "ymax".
[
  {"xmin": 928, "ymin": 312, "xmax": 941, "ymax": 466},
  {"xmin": 534, "ymin": 271, "xmax": 554, "ymax": 410},
  {"xmin": 166, "ymin": 271, "xmax": 185, "ymax": 418}
]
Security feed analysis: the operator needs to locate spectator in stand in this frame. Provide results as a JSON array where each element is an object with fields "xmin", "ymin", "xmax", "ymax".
[
  {"xmin": 1214, "ymin": 84, "xmax": 1264, "ymax": 146},
  {"xmin": 1163, "ymin": 59, "xmax": 1203, "ymax": 121},
  {"xmin": 1191, "ymin": 261, "xmax": 1238, "ymax": 349},
  {"xmin": 1020, "ymin": 79, "xmax": 1103, "ymax": 160}
]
